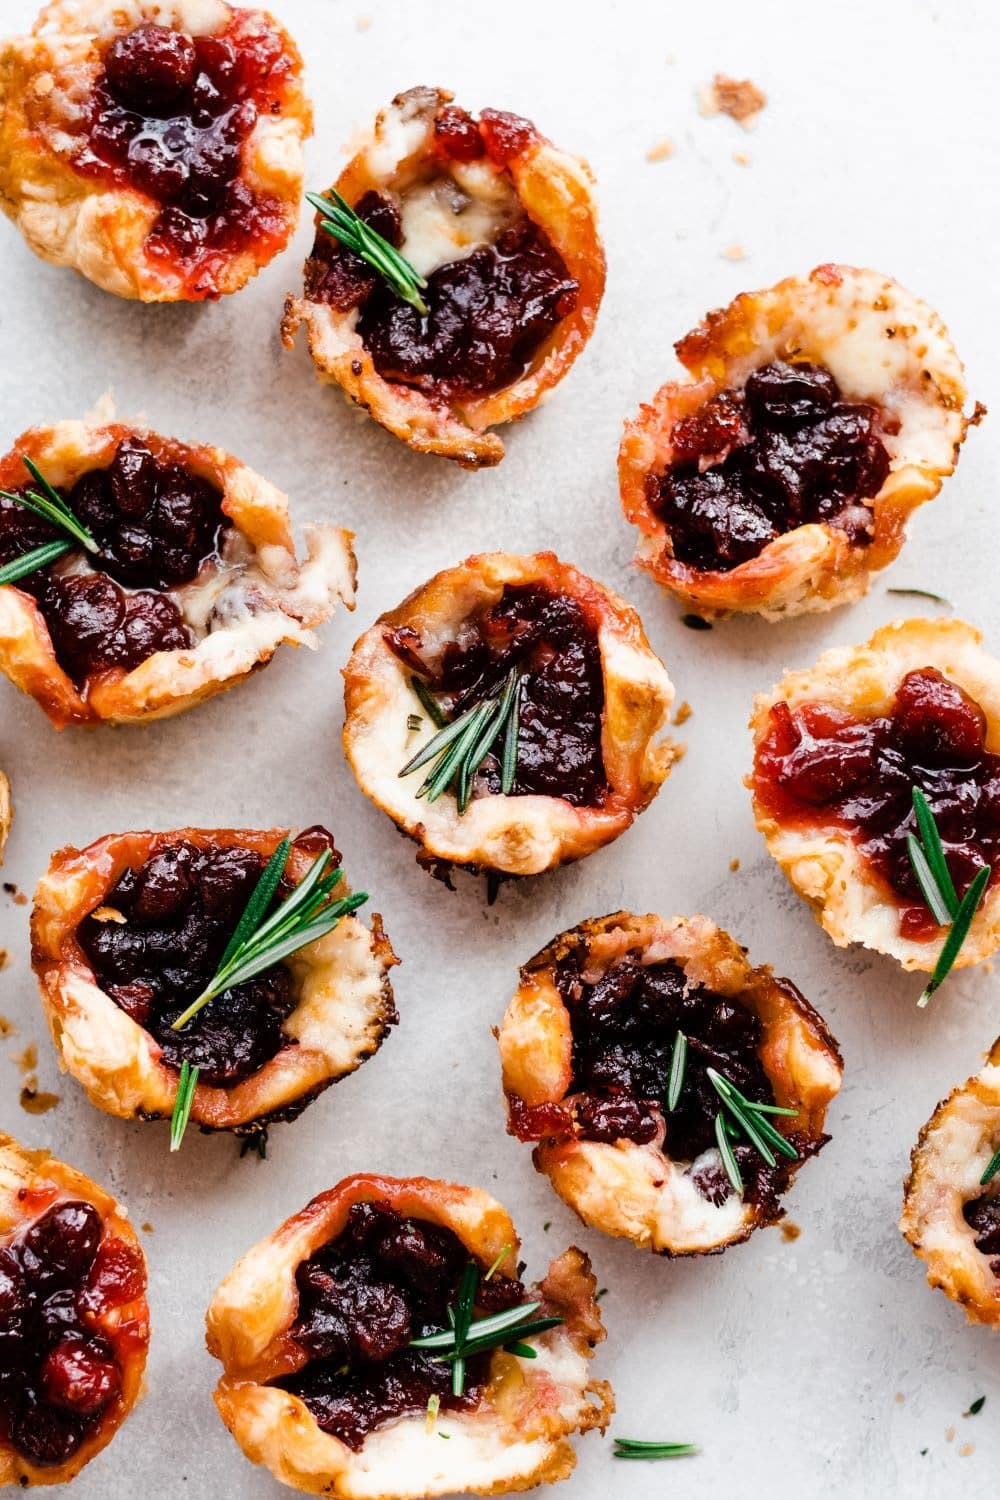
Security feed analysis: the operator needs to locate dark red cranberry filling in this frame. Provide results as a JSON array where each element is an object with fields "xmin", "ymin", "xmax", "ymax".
[
  {"xmin": 387, "ymin": 584, "xmax": 609, "ymax": 808},
  {"xmin": 78, "ymin": 830, "xmax": 341, "ymax": 1086},
  {"xmin": 965, "ymin": 1192, "xmax": 1000, "ymax": 1274},
  {"xmin": 306, "ymin": 186, "xmax": 578, "ymax": 397},
  {"xmin": 650, "ymin": 360, "xmax": 892, "ymax": 571},
  {"xmin": 510, "ymin": 955, "xmax": 810, "ymax": 1209},
  {"xmin": 0, "ymin": 1201, "xmax": 141, "ymax": 1467},
  {"xmin": 754, "ymin": 668, "xmax": 1000, "ymax": 939},
  {"xmin": 0, "ymin": 438, "xmax": 229, "ymax": 685},
  {"xmin": 72, "ymin": 18, "xmax": 293, "ymax": 278},
  {"xmin": 272, "ymin": 1201, "xmax": 524, "ymax": 1450}
]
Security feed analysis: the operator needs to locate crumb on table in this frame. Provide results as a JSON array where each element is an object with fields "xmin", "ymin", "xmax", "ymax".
[
  {"xmin": 674, "ymin": 700, "xmax": 692, "ymax": 725},
  {"xmin": 699, "ymin": 73, "xmax": 768, "ymax": 128},
  {"xmin": 20, "ymin": 1085, "xmax": 60, "ymax": 1114},
  {"xmin": 780, "ymin": 1220, "xmax": 800, "ymax": 1241},
  {"xmin": 647, "ymin": 139, "xmax": 676, "ymax": 162},
  {"xmin": 721, "ymin": 243, "xmax": 747, "ymax": 260},
  {"xmin": 729, "ymin": 857, "xmax": 741, "ymax": 872}
]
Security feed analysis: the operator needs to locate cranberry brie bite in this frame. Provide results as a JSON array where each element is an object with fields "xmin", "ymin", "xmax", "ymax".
[
  {"xmin": 902, "ymin": 1039, "xmax": 1000, "ymax": 1325},
  {"xmin": 0, "ymin": 416, "xmax": 355, "ymax": 728},
  {"xmin": 343, "ymin": 552, "xmax": 678, "ymax": 882},
  {"xmin": 751, "ymin": 618, "xmax": 1000, "ymax": 981},
  {"xmin": 31, "ymin": 826, "xmax": 397, "ymax": 1143},
  {"xmin": 0, "ymin": 1132, "xmax": 149, "ymax": 1485},
  {"xmin": 0, "ymin": 0, "xmax": 311, "ymax": 301},
  {"xmin": 619, "ymin": 265, "xmax": 971, "ymax": 619},
  {"xmin": 283, "ymin": 87, "xmax": 605, "ymax": 468},
  {"xmin": 206, "ymin": 1173, "xmax": 612, "ymax": 1497},
  {"xmin": 499, "ymin": 913, "xmax": 842, "ymax": 1255}
]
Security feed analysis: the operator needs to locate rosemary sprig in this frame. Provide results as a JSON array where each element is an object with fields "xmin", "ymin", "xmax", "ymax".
[
  {"xmin": 612, "ymin": 1439, "xmax": 700, "ymax": 1461},
  {"xmin": 410, "ymin": 1272, "xmax": 562, "ymax": 1396},
  {"xmin": 306, "ymin": 189, "xmax": 428, "ymax": 314},
  {"xmin": 980, "ymin": 1147, "xmax": 1000, "ymax": 1188},
  {"xmin": 0, "ymin": 457, "xmax": 101, "ymax": 585},
  {"xmin": 906, "ymin": 788, "xmax": 991, "ymax": 1008},
  {"xmin": 707, "ymin": 1067, "xmax": 799, "ymax": 1194},
  {"xmin": 666, "ymin": 1030, "xmax": 687, "ymax": 1112},
  {"xmin": 169, "ymin": 1061, "xmax": 199, "ymax": 1152},
  {"xmin": 171, "ymin": 838, "xmax": 368, "ymax": 1031},
  {"xmin": 399, "ymin": 669, "xmax": 521, "ymax": 815}
]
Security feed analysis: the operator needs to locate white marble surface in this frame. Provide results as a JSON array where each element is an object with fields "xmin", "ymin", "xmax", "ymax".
[{"xmin": 0, "ymin": 0, "xmax": 998, "ymax": 1496}]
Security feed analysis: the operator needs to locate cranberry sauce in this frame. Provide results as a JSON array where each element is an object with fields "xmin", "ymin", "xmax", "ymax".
[
  {"xmin": 78, "ymin": 830, "xmax": 341, "ymax": 1086},
  {"xmin": 304, "ymin": 100, "xmax": 578, "ymax": 397},
  {"xmin": 754, "ymin": 668, "xmax": 1000, "ymax": 940},
  {"xmin": 964, "ymin": 1192, "xmax": 1000, "ymax": 1273},
  {"xmin": 650, "ymin": 360, "xmax": 892, "ymax": 571},
  {"xmin": 0, "ymin": 438, "xmax": 228, "ymax": 684},
  {"xmin": 72, "ymin": 17, "xmax": 295, "ymax": 288},
  {"xmin": 510, "ymin": 955, "xmax": 806, "ymax": 1209},
  {"xmin": 388, "ymin": 584, "xmax": 609, "ymax": 808},
  {"xmin": 0, "ymin": 1200, "xmax": 143, "ymax": 1468},
  {"xmin": 273, "ymin": 1200, "xmax": 525, "ymax": 1450}
]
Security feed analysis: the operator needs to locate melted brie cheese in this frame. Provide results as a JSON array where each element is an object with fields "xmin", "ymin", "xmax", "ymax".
[{"xmin": 399, "ymin": 165, "xmax": 520, "ymax": 278}]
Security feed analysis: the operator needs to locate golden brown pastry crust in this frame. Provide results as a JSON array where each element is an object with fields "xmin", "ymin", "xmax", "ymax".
[
  {"xmin": 619, "ymin": 264, "xmax": 970, "ymax": 619},
  {"xmin": 0, "ymin": 1131, "xmax": 149, "ymax": 1488},
  {"xmin": 31, "ymin": 827, "xmax": 398, "ymax": 1132},
  {"xmin": 282, "ymin": 86, "xmax": 605, "ymax": 468},
  {"xmin": 749, "ymin": 617, "xmax": 1000, "ymax": 970},
  {"xmin": 0, "ymin": 415, "xmax": 356, "ymax": 728},
  {"xmin": 498, "ymin": 912, "xmax": 843, "ymax": 1255},
  {"xmin": 0, "ymin": 769, "xmax": 10, "ymax": 857},
  {"xmin": 342, "ymin": 551, "xmax": 679, "ymax": 879},
  {"xmin": 206, "ymin": 1173, "xmax": 612, "ymax": 1498},
  {"xmin": 0, "ymin": 0, "xmax": 312, "ymax": 302},
  {"xmin": 901, "ymin": 1037, "xmax": 1000, "ymax": 1326}
]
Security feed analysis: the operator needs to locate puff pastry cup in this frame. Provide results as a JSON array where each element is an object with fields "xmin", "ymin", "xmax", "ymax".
[
  {"xmin": 750, "ymin": 617, "xmax": 1000, "ymax": 971},
  {"xmin": 902, "ymin": 1038, "xmax": 1000, "ymax": 1325},
  {"xmin": 206, "ymin": 1173, "xmax": 612, "ymax": 1498},
  {"xmin": 283, "ymin": 86, "xmax": 605, "ymax": 468},
  {"xmin": 0, "ymin": 1132, "xmax": 149, "ymax": 1486},
  {"xmin": 499, "ymin": 912, "xmax": 842, "ymax": 1256},
  {"xmin": 31, "ymin": 825, "xmax": 398, "ymax": 1138},
  {"xmin": 619, "ymin": 264, "xmax": 972, "ymax": 619},
  {"xmin": 0, "ymin": 414, "xmax": 355, "ymax": 728},
  {"xmin": 0, "ymin": 0, "xmax": 312, "ymax": 301},
  {"xmin": 343, "ymin": 551, "xmax": 679, "ymax": 882}
]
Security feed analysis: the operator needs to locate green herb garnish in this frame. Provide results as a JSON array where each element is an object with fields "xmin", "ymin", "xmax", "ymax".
[
  {"xmin": 0, "ymin": 456, "xmax": 101, "ymax": 586},
  {"xmin": 169, "ymin": 1060, "xmax": 199, "ymax": 1152},
  {"xmin": 906, "ymin": 789, "xmax": 991, "ymax": 1008},
  {"xmin": 966, "ymin": 1395, "xmax": 987, "ymax": 1416},
  {"xmin": 410, "ymin": 1266, "xmax": 562, "ymax": 1395},
  {"xmin": 483, "ymin": 1244, "xmax": 510, "ymax": 1282},
  {"xmin": 239, "ymin": 1129, "xmax": 269, "ymax": 1161},
  {"xmin": 399, "ymin": 669, "xmax": 521, "ymax": 815},
  {"xmin": 980, "ymin": 1149, "xmax": 1000, "ymax": 1187},
  {"xmin": 707, "ymin": 1067, "xmax": 799, "ymax": 1195},
  {"xmin": 306, "ymin": 188, "xmax": 428, "ymax": 314},
  {"xmin": 171, "ymin": 838, "xmax": 368, "ymax": 1031},
  {"xmin": 681, "ymin": 614, "xmax": 712, "ymax": 631},
  {"xmin": 887, "ymin": 588, "xmax": 951, "ymax": 606},
  {"xmin": 666, "ymin": 1030, "xmax": 687, "ymax": 1112},
  {"xmin": 612, "ymin": 1439, "xmax": 700, "ymax": 1461}
]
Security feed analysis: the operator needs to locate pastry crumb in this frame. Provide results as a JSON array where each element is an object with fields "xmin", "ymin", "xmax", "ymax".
[
  {"xmin": 674, "ymin": 700, "xmax": 692, "ymax": 725},
  {"xmin": 960, "ymin": 1443, "xmax": 975, "ymax": 1457},
  {"xmin": 780, "ymin": 1220, "xmax": 800, "ymax": 1241},
  {"xmin": 699, "ymin": 73, "xmax": 767, "ymax": 129},
  {"xmin": 721, "ymin": 243, "xmax": 747, "ymax": 261},
  {"xmin": 3, "ymin": 882, "xmax": 27, "ymax": 906},
  {"xmin": 945, "ymin": 1427, "xmax": 956, "ymax": 1442},
  {"xmin": 12, "ymin": 1042, "xmax": 37, "ymax": 1074},
  {"xmin": 20, "ymin": 1085, "xmax": 60, "ymax": 1114},
  {"xmin": 894, "ymin": 1392, "xmax": 905, "ymax": 1404},
  {"xmin": 91, "ymin": 906, "xmax": 127, "ymax": 925},
  {"xmin": 356, "ymin": 15, "xmax": 371, "ymax": 30},
  {"xmin": 141, "ymin": 1221, "xmax": 154, "ymax": 1234},
  {"xmin": 0, "ymin": 1015, "xmax": 14, "ymax": 1038},
  {"xmin": 729, "ymin": 857, "xmax": 741, "ymax": 873},
  {"xmin": 733, "ymin": 150, "xmax": 752, "ymax": 166},
  {"xmin": 647, "ymin": 138, "xmax": 675, "ymax": 162},
  {"xmin": 665, "ymin": 53, "xmax": 677, "ymax": 64}
]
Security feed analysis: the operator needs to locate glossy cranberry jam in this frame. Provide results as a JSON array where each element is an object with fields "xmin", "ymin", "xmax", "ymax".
[
  {"xmin": 754, "ymin": 668, "xmax": 1000, "ymax": 939},
  {"xmin": 0, "ymin": 1200, "xmax": 143, "ymax": 1468},
  {"xmin": 0, "ymin": 439, "xmax": 227, "ymax": 685},
  {"xmin": 650, "ymin": 360, "xmax": 892, "ymax": 571},
  {"xmin": 305, "ymin": 100, "xmax": 578, "ymax": 397},
  {"xmin": 78, "ymin": 830, "xmax": 340, "ymax": 1087},
  {"xmin": 510, "ymin": 955, "xmax": 810, "ymax": 1209},
  {"xmin": 388, "ymin": 584, "xmax": 609, "ymax": 808},
  {"xmin": 273, "ymin": 1200, "xmax": 525, "ymax": 1449},
  {"xmin": 71, "ymin": 16, "xmax": 296, "ymax": 294}
]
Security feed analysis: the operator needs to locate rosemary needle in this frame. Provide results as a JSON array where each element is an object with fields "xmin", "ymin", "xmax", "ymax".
[
  {"xmin": 612, "ymin": 1439, "xmax": 700, "ymax": 1461},
  {"xmin": 906, "ymin": 788, "xmax": 992, "ymax": 1008},
  {"xmin": 169, "ymin": 1061, "xmax": 199, "ymax": 1152}
]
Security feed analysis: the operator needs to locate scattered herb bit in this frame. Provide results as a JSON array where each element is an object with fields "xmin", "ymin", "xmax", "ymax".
[
  {"xmin": 680, "ymin": 613, "xmax": 712, "ymax": 631},
  {"xmin": 407, "ymin": 714, "xmax": 422, "ymax": 732},
  {"xmin": 708, "ymin": 1067, "xmax": 798, "ymax": 1194},
  {"xmin": 0, "ymin": 456, "xmax": 102, "ymax": 586},
  {"xmin": 425, "ymin": 1393, "xmax": 440, "ymax": 1432},
  {"xmin": 240, "ymin": 1130, "xmax": 268, "ymax": 1161},
  {"xmin": 612, "ymin": 1438, "xmax": 699, "ymax": 1461},
  {"xmin": 887, "ymin": 588, "xmax": 951, "ymax": 607},
  {"xmin": 483, "ymin": 1245, "xmax": 510, "ymax": 1283},
  {"xmin": 169, "ymin": 1061, "xmax": 199, "ymax": 1152},
  {"xmin": 398, "ymin": 668, "xmax": 521, "ymax": 815},
  {"xmin": 486, "ymin": 871, "xmax": 503, "ymax": 906},
  {"xmin": 307, "ymin": 188, "xmax": 428, "ymax": 313},
  {"xmin": 542, "ymin": 1221, "xmax": 551, "ymax": 1232},
  {"xmin": 966, "ymin": 1396, "xmax": 986, "ymax": 1417},
  {"xmin": 981, "ymin": 1150, "xmax": 1000, "ymax": 1188},
  {"xmin": 171, "ymin": 838, "xmax": 368, "ymax": 1030},
  {"xmin": 666, "ymin": 1030, "xmax": 687, "ymax": 1112},
  {"xmin": 596, "ymin": 1287, "xmax": 607, "ymax": 1301}
]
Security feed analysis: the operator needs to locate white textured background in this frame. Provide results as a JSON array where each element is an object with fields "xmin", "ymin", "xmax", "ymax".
[{"xmin": 1, "ymin": 0, "xmax": 998, "ymax": 1496}]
